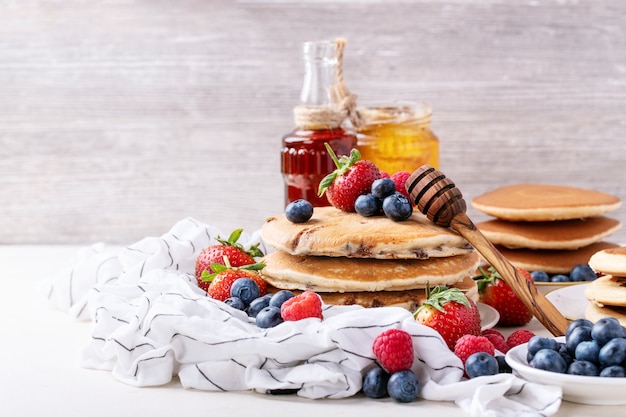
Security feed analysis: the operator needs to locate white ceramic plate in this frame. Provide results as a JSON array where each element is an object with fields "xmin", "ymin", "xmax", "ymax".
[
  {"xmin": 545, "ymin": 284, "xmax": 589, "ymax": 321},
  {"xmin": 534, "ymin": 281, "xmax": 586, "ymax": 295},
  {"xmin": 506, "ymin": 336, "xmax": 626, "ymax": 405},
  {"xmin": 477, "ymin": 302, "xmax": 499, "ymax": 331}
]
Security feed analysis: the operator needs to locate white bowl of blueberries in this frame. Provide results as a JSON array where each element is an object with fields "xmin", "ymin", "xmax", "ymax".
[{"xmin": 506, "ymin": 317, "xmax": 626, "ymax": 405}]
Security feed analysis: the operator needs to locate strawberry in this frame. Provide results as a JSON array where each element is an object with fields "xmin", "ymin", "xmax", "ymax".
[
  {"xmin": 280, "ymin": 290, "xmax": 323, "ymax": 321},
  {"xmin": 195, "ymin": 228, "xmax": 264, "ymax": 291},
  {"xmin": 372, "ymin": 329, "xmax": 414, "ymax": 373},
  {"xmin": 413, "ymin": 286, "xmax": 482, "ymax": 350},
  {"xmin": 390, "ymin": 171, "xmax": 411, "ymax": 199},
  {"xmin": 474, "ymin": 266, "xmax": 533, "ymax": 326},
  {"xmin": 318, "ymin": 143, "xmax": 380, "ymax": 212},
  {"xmin": 202, "ymin": 261, "xmax": 267, "ymax": 301}
]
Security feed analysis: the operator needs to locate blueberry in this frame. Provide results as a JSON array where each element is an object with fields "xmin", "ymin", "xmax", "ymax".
[
  {"xmin": 247, "ymin": 294, "xmax": 271, "ymax": 317},
  {"xmin": 255, "ymin": 306, "xmax": 284, "ymax": 328},
  {"xmin": 355, "ymin": 194, "xmax": 382, "ymax": 217},
  {"xmin": 387, "ymin": 370, "xmax": 420, "ymax": 403},
  {"xmin": 285, "ymin": 199, "xmax": 314, "ymax": 223},
  {"xmin": 527, "ymin": 336, "xmax": 559, "ymax": 356},
  {"xmin": 557, "ymin": 342, "xmax": 574, "ymax": 367},
  {"xmin": 530, "ymin": 270, "xmax": 550, "ymax": 282},
  {"xmin": 230, "ymin": 278, "xmax": 260, "ymax": 306},
  {"xmin": 269, "ymin": 290, "xmax": 295, "ymax": 308},
  {"xmin": 465, "ymin": 352, "xmax": 499, "ymax": 378},
  {"xmin": 591, "ymin": 317, "xmax": 625, "ymax": 345},
  {"xmin": 224, "ymin": 296, "xmax": 246, "ymax": 310},
  {"xmin": 567, "ymin": 360, "xmax": 599, "ymax": 376},
  {"xmin": 600, "ymin": 365, "xmax": 626, "ymax": 377},
  {"xmin": 575, "ymin": 340, "xmax": 601, "ymax": 364},
  {"xmin": 362, "ymin": 367, "xmax": 390, "ymax": 399},
  {"xmin": 371, "ymin": 177, "xmax": 396, "ymax": 199},
  {"xmin": 566, "ymin": 325, "xmax": 592, "ymax": 354},
  {"xmin": 566, "ymin": 319, "xmax": 593, "ymax": 339},
  {"xmin": 495, "ymin": 355, "xmax": 512, "ymax": 373},
  {"xmin": 550, "ymin": 274, "xmax": 570, "ymax": 282},
  {"xmin": 599, "ymin": 337, "xmax": 626, "ymax": 367},
  {"xmin": 570, "ymin": 264, "xmax": 597, "ymax": 282},
  {"xmin": 530, "ymin": 348, "xmax": 567, "ymax": 373},
  {"xmin": 382, "ymin": 192, "xmax": 413, "ymax": 221}
]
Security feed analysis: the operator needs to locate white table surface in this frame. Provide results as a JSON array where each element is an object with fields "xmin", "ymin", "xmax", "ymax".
[{"xmin": 1, "ymin": 245, "xmax": 623, "ymax": 417}]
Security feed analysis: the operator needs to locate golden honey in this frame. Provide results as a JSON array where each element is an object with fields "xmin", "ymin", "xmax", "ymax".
[{"xmin": 356, "ymin": 102, "xmax": 439, "ymax": 174}]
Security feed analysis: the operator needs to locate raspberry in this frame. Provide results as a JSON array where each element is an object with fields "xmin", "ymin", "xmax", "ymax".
[
  {"xmin": 280, "ymin": 291, "xmax": 323, "ymax": 321},
  {"xmin": 506, "ymin": 329, "xmax": 536, "ymax": 349},
  {"xmin": 481, "ymin": 328, "xmax": 505, "ymax": 339},
  {"xmin": 454, "ymin": 334, "xmax": 495, "ymax": 364},
  {"xmin": 372, "ymin": 329, "xmax": 414, "ymax": 373},
  {"xmin": 483, "ymin": 332, "xmax": 509, "ymax": 354},
  {"xmin": 390, "ymin": 171, "xmax": 411, "ymax": 198}
]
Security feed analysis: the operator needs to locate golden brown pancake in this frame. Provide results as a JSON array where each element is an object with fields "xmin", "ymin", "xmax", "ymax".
[
  {"xmin": 266, "ymin": 275, "xmax": 478, "ymax": 311},
  {"xmin": 261, "ymin": 206, "xmax": 472, "ymax": 259},
  {"xmin": 471, "ymin": 184, "xmax": 622, "ymax": 222},
  {"xmin": 494, "ymin": 241, "xmax": 619, "ymax": 274},
  {"xmin": 584, "ymin": 275, "xmax": 626, "ymax": 307},
  {"xmin": 588, "ymin": 246, "xmax": 626, "ymax": 277},
  {"xmin": 476, "ymin": 217, "xmax": 621, "ymax": 250},
  {"xmin": 585, "ymin": 302, "xmax": 626, "ymax": 326},
  {"xmin": 260, "ymin": 250, "xmax": 480, "ymax": 292}
]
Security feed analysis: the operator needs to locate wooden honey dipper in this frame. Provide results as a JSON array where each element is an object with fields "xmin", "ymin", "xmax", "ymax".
[{"xmin": 406, "ymin": 165, "xmax": 569, "ymax": 336}]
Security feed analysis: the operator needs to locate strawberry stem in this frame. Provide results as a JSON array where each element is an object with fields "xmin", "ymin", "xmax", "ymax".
[
  {"xmin": 215, "ymin": 228, "xmax": 264, "ymax": 258},
  {"xmin": 414, "ymin": 285, "xmax": 470, "ymax": 316},
  {"xmin": 325, "ymin": 142, "xmax": 342, "ymax": 169},
  {"xmin": 200, "ymin": 258, "xmax": 266, "ymax": 282},
  {"xmin": 473, "ymin": 266, "xmax": 499, "ymax": 292}
]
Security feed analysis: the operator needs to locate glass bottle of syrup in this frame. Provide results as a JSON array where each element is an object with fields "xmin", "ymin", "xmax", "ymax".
[{"xmin": 281, "ymin": 40, "xmax": 357, "ymax": 207}]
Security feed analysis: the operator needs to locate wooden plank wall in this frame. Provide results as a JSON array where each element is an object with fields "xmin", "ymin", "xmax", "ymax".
[{"xmin": 1, "ymin": 0, "xmax": 625, "ymax": 245}]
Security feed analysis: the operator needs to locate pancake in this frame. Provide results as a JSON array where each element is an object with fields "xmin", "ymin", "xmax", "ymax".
[
  {"xmin": 588, "ymin": 246, "xmax": 626, "ymax": 277},
  {"xmin": 476, "ymin": 217, "xmax": 621, "ymax": 250},
  {"xmin": 260, "ymin": 250, "xmax": 481, "ymax": 292},
  {"xmin": 261, "ymin": 206, "xmax": 472, "ymax": 259},
  {"xmin": 471, "ymin": 184, "xmax": 622, "ymax": 222},
  {"xmin": 494, "ymin": 241, "xmax": 619, "ymax": 274},
  {"xmin": 266, "ymin": 275, "xmax": 478, "ymax": 311},
  {"xmin": 584, "ymin": 275, "xmax": 626, "ymax": 307},
  {"xmin": 585, "ymin": 302, "xmax": 626, "ymax": 327}
]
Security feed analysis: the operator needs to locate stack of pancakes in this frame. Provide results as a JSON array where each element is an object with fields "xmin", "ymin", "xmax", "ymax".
[
  {"xmin": 471, "ymin": 184, "xmax": 622, "ymax": 274},
  {"xmin": 585, "ymin": 247, "xmax": 626, "ymax": 325},
  {"xmin": 259, "ymin": 206, "xmax": 480, "ymax": 311}
]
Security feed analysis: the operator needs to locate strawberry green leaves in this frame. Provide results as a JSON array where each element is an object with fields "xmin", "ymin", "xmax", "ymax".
[{"xmin": 318, "ymin": 143, "xmax": 362, "ymax": 197}]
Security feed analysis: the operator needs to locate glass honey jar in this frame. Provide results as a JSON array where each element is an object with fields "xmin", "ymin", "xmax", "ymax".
[{"xmin": 356, "ymin": 102, "xmax": 439, "ymax": 174}]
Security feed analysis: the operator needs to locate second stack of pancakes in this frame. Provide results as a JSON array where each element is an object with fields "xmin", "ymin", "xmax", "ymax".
[
  {"xmin": 259, "ymin": 206, "xmax": 480, "ymax": 311},
  {"xmin": 471, "ymin": 184, "xmax": 622, "ymax": 274}
]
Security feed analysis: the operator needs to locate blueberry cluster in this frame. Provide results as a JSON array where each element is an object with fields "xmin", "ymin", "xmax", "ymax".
[
  {"xmin": 225, "ymin": 280, "xmax": 295, "ymax": 329},
  {"xmin": 528, "ymin": 318, "xmax": 626, "ymax": 377},
  {"xmin": 530, "ymin": 263, "xmax": 598, "ymax": 283},
  {"xmin": 362, "ymin": 367, "xmax": 420, "ymax": 402},
  {"xmin": 355, "ymin": 178, "xmax": 413, "ymax": 221}
]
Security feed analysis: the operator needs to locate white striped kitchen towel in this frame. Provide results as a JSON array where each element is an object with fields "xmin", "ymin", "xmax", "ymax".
[{"xmin": 40, "ymin": 217, "xmax": 561, "ymax": 417}]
